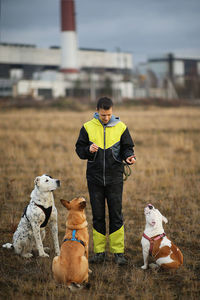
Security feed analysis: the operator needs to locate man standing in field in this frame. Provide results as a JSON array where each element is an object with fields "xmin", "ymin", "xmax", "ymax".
[{"xmin": 75, "ymin": 97, "xmax": 135, "ymax": 265}]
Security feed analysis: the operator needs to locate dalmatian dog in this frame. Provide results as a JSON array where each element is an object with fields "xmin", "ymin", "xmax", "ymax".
[
  {"xmin": 3, "ymin": 174, "xmax": 60, "ymax": 258},
  {"xmin": 141, "ymin": 204, "xmax": 183, "ymax": 269}
]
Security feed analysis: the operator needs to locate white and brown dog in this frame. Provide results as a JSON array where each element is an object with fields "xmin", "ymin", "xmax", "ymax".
[
  {"xmin": 141, "ymin": 204, "xmax": 183, "ymax": 270},
  {"xmin": 3, "ymin": 174, "xmax": 60, "ymax": 258}
]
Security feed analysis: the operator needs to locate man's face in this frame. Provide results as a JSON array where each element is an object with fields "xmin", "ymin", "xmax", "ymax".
[{"xmin": 98, "ymin": 108, "xmax": 112, "ymax": 124}]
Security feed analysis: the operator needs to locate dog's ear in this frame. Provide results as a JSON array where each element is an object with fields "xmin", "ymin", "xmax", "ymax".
[
  {"xmin": 60, "ymin": 199, "xmax": 71, "ymax": 209},
  {"xmin": 34, "ymin": 176, "xmax": 40, "ymax": 187},
  {"xmin": 79, "ymin": 200, "xmax": 86, "ymax": 210}
]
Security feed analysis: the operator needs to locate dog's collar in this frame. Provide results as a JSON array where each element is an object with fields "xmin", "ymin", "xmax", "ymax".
[
  {"xmin": 63, "ymin": 229, "xmax": 85, "ymax": 247},
  {"xmin": 143, "ymin": 232, "xmax": 166, "ymax": 256},
  {"xmin": 66, "ymin": 220, "xmax": 88, "ymax": 230}
]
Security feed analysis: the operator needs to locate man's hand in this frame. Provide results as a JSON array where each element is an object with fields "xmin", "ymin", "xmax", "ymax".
[
  {"xmin": 126, "ymin": 155, "xmax": 136, "ymax": 165},
  {"xmin": 89, "ymin": 143, "xmax": 99, "ymax": 153}
]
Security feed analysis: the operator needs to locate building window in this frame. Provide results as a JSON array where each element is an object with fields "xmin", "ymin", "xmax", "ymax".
[
  {"xmin": 38, "ymin": 88, "xmax": 52, "ymax": 98},
  {"xmin": 184, "ymin": 60, "xmax": 197, "ymax": 76}
]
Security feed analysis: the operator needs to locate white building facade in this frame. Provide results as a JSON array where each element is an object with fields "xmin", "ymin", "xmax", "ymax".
[{"xmin": 0, "ymin": 43, "xmax": 134, "ymax": 100}]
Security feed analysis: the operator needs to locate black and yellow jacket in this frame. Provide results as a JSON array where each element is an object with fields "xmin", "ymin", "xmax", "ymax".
[{"xmin": 76, "ymin": 112, "xmax": 134, "ymax": 186}]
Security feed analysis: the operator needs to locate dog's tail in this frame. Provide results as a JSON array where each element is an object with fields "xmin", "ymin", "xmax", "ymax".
[
  {"xmin": 2, "ymin": 243, "xmax": 14, "ymax": 249},
  {"xmin": 177, "ymin": 248, "xmax": 183, "ymax": 266}
]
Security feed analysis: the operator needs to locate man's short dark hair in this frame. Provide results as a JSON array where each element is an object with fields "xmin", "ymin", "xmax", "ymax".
[{"xmin": 97, "ymin": 97, "xmax": 113, "ymax": 110}]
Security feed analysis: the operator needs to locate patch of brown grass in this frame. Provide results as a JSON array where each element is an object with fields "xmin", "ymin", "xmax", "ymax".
[{"xmin": 0, "ymin": 106, "xmax": 200, "ymax": 299}]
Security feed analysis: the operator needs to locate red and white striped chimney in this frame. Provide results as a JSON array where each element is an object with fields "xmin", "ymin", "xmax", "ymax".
[{"xmin": 60, "ymin": 0, "xmax": 79, "ymax": 73}]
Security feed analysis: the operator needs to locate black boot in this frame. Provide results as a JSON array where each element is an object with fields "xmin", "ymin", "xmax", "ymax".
[
  {"xmin": 89, "ymin": 252, "xmax": 106, "ymax": 264},
  {"xmin": 114, "ymin": 253, "xmax": 128, "ymax": 265}
]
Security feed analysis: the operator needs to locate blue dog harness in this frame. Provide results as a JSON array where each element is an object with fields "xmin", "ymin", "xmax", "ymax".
[{"xmin": 63, "ymin": 229, "xmax": 85, "ymax": 247}]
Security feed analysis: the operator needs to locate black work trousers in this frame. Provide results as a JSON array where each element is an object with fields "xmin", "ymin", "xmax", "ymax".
[{"xmin": 87, "ymin": 181, "xmax": 124, "ymax": 235}]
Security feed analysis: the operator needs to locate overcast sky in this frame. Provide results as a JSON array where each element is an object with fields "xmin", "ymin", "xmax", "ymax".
[{"xmin": 1, "ymin": 0, "xmax": 200, "ymax": 66}]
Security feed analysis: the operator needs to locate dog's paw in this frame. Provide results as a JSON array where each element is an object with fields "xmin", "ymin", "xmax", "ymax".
[
  {"xmin": 89, "ymin": 268, "xmax": 92, "ymax": 274},
  {"xmin": 2, "ymin": 243, "xmax": 13, "ymax": 249},
  {"xmin": 44, "ymin": 247, "xmax": 50, "ymax": 252},
  {"xmin": 149, "ymin": 263, "xmax": 159, "ymax": 269},
  {"xmin": 39, "ymin": 252, "xmax": 49, "ymax": 258},
  {"xmin": 162, "ymin": 216, "xmax": 168, "ymax": 224},
  {"xmin": 141, "ymin": 265, "xmax": 148, "ymax": 270},
  {"xmin": 22, "ymin": 253, "xmax": 33, "ymax": 258},
  {"xmin": 68, "ymin": 283, "xmax": 83, "ymax": 291}
]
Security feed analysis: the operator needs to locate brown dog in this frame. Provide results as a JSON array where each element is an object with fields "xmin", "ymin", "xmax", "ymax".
[{"xmin": 52, "ymin": 197, "xmax": 89, "ymax": 287}]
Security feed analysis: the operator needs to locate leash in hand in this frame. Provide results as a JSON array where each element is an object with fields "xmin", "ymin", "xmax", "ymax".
[
  {"xmin": 123, "ymin": 156, "xmax": 136, "ymax": 181},
  {"xmin": 123, "ymin": 163, "xmax": 132, "ymax": 181}
]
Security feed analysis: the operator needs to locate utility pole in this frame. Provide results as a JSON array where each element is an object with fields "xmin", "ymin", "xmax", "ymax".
[{"xmin": 115, "ymin": 47, "xmax": 122, "ymax": 103}]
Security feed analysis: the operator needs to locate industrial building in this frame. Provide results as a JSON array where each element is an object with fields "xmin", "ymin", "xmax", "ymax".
[
  {"xmin": 0, "ymin": 0, "xmax": 133, "ymax": 100},
  {"xmin": 0, "ymin": 43, "xmax": 133, "ymax": 99},
  {"xmin": 137, "ymin": 52, "xmax": 200, "ymax": 99}
]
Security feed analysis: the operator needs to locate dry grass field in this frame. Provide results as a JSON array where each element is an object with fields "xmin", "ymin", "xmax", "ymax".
[{"xmin": 0, "ymin": 105, "xmax": 200, "ymax": 299}]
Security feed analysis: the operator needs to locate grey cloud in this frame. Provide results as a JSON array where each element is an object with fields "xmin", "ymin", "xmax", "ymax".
[{"xmin": 1, "ymin": 0, "xmax": 200, "ymax": 64}]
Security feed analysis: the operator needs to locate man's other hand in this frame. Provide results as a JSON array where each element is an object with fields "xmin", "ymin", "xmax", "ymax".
[{"xmin": 126, "ymin": 155, "xmax": 136, "ymax": 165}]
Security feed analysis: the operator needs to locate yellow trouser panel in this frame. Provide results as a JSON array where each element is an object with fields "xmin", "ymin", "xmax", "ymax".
[
  {"xmin": 93, "ymin": 228, "xmax": 106, "ymax": 253},
  {"xmin": 109, "ymin": 225, "xmax": 124, "ymax": 253}
]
